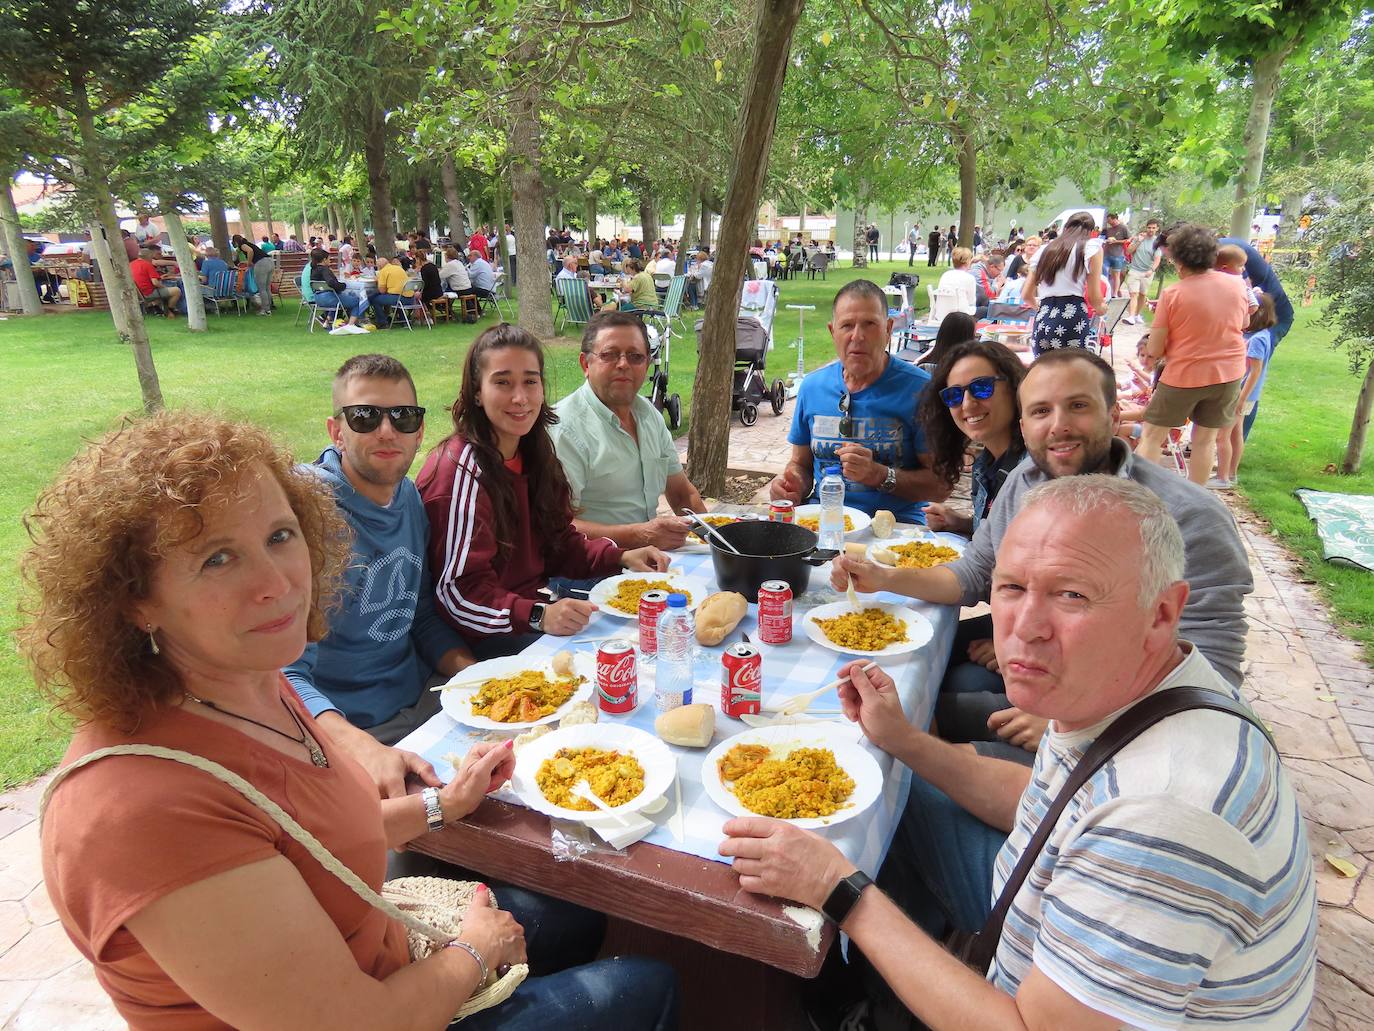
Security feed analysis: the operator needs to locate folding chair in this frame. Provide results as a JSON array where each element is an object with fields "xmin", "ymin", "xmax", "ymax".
[
  {"xmin": 490, "ymin": 273, "xmax": 515, "ymax": 320},
  {"xmin": 639, "ymin": 275, "xmax": 687, "ymax": 349},
  {"xmin": 306, "ymin": 276, "xmax": 343, "ymax": 333},
  {"xmin": 209, "ymin": 270, "xmax": 246, "ymax": 315},
  {"xmin": 555, "ymin": 277, "xmax": 594, "ymax": 332},
  {"xmin": 385, "ymin": 278, "xmax": 431, "ymax": 330}
]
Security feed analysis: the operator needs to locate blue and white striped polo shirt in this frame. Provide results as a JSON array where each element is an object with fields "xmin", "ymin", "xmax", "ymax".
[{"xmin": 991, "ymin": 645, "xmax": 1317, "ymax": 1028}]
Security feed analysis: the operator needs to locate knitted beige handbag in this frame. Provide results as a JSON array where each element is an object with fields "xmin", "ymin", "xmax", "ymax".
[{"xmin": 39, "ymin": 745, "xmax": 528, "ymax": 1020}]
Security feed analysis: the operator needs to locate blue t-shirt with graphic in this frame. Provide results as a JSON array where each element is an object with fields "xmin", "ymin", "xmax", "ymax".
[{"xmin": 787, "ymin": 358, "xmax": 932, "ymax": 523}]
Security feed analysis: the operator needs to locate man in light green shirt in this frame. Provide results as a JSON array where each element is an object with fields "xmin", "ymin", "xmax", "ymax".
[{"xmin": 552, "ymin": 312, "xmax": 707, "ymax": 550}]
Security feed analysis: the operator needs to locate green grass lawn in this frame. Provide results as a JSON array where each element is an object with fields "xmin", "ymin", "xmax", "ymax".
[
  {"xmin": 0, "ymin": 261, "xmax": 921, "ymax": 788},
  {"xmin": 1230, "ymin": 300, "xmax": 1374, "ymax": 664}
]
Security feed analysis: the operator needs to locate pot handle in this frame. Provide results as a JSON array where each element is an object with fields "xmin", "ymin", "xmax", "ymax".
[{"xmin": 803, "ymin": 548, "xmax": 840, "ymax": 566}]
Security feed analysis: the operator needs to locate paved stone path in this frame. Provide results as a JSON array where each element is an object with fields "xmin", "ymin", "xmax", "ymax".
[{"xmin": 2, "ymin": 337, "xmax": 1371, "ymax": 1027}]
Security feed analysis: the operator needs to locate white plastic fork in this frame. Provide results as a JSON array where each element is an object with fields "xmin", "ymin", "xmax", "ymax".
[
  {"xmin": 772, "ymin": 661, "xmax": 878, "ymax": 717},
  {"xmin": 571, "ymin": 780, "xmax": 633, "ymax": 826}
]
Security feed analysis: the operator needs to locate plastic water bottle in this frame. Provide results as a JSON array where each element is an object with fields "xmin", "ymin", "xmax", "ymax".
[
  {"xmin": 655, "ymin": 593, "xmax": 695, "ymax": 712},
  {"xmin": 818, "ymin": 463, "xmax": 846, "ymax": 552}
]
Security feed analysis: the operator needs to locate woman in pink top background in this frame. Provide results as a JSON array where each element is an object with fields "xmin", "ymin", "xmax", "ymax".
[{"xmin": 1136, "ymin": 224, "xmax": 1250, "ymax": 485}]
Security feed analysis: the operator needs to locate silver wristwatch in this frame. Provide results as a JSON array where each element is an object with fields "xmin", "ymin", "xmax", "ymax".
[
  {"xmin": 421, "ymin": 786, "xmax": 445, "ymax": 833},
  {"xmin": 879, "ymin": 465, "xmax": 897, "ymax": 493}
]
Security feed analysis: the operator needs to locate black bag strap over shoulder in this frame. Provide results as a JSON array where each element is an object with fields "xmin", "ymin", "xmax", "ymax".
[{"xmin": 956, "ymin": 686, "xmax": 1274, "ymax": 975}]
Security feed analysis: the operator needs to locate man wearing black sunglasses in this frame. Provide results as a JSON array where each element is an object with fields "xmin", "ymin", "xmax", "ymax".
[
  {"xmin": 285, "ymin": 353, "xmax": 477, "ymax": 799},
  {"xmin": 769, "ymin": 280, "xmax": 949, "ymax": 522}
]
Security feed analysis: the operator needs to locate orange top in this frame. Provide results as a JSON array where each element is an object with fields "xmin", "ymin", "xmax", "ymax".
[
  {"xmin": 40, "ymin": 679, "xmax": 408, "ymax": 1030},
  {"xmin": 1154, "ymin": 270, "xmax": 1249, "ymax": 389}
]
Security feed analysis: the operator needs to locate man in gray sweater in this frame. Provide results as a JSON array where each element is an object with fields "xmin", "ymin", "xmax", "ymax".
[{"xmin": 834, "ymin": 348, "xmax": 1252, "ymax": 758}]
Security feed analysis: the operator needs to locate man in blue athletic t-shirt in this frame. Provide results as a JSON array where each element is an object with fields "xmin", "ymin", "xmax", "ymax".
[{"xmin": 770, "ymin": 280, "xmax": 949, "ymax": 523}]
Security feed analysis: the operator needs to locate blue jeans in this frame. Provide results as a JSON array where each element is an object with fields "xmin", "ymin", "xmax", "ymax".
[
  {"xmin": 388, "ymin": 852, "xmax": 679, "ymax": 1030},
  {"xmin": 314, "ymin": 289, "xmax": 370, "ymax": 320},
  {"xmin": 877, "ymin": 776, "xmax": 1004, "ymax": 938},
  {"xmin": 935, "ymin": 614, "xmax": 1034, "ymax": 766},
  {"xmin": 373, "ymin": 292, "xmax": 402, "ymax": 324},
  {"xmin": 456, "ymin": 956, "xmax": 678, "ymax": 1031}
]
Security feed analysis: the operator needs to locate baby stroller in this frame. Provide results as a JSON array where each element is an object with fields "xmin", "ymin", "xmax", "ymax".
[
  {"xmin": 644, "ymin": 321, "xmax": 682, "ymax": 430},
  {"xmin": 695, "ymin": 279, "xmax": 786, "ymax": 426},
  {"xmin": 643, "ymin": 275, "xmax": 688, "ymax": 430}
]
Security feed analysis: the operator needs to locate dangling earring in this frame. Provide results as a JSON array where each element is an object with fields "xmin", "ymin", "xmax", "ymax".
[{"xmin": 146, "ymin": 624, "xmax": 160, "ymax": 655}]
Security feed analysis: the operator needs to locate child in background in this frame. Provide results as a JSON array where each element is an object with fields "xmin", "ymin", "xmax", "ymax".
[{"xmin": 1213, "ymin": 292, "xmax": 1277, "ymax": 488}]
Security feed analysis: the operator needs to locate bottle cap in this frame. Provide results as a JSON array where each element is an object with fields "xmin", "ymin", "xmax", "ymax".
[
  {"xmin": 667, "ymin": 593, "xmax": 687, "ymax": 607},
  {"xmin": 824, "ymin": 464, "xmax": 841, "ymax": 476}
]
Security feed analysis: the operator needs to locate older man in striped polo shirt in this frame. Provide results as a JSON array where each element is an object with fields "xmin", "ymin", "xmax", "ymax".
[{"xmin": 720, "ymin": 475, "xmax": 1316, "ymax": 1030}]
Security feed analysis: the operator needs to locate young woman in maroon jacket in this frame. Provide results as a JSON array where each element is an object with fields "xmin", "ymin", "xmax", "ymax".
[{"xmin": 419, "ymin": 323, "xmax": 667, "ymax": 657}]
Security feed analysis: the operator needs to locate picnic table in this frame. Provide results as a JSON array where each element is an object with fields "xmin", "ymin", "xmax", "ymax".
[{"xmin": 399, "ymin": 518, "xmax": 959, "ymax": 1027}]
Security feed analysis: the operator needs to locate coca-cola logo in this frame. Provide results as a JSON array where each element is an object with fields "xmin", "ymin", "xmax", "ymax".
[
  {"xmin": 731, "ymin": 661, "xmax": 761, "ymax": 689},
  {"xmin": 599, "ymin": 653, "xmax": 636, "ymax": 687}
]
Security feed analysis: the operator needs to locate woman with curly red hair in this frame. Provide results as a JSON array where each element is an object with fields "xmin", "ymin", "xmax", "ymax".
[{"xmin": 20, "ymin": 411, "xmax": 678, "ymax": 1030}]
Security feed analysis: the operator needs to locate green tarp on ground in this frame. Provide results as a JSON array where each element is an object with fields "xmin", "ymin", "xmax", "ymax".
[{"xmin": 1294, "ymin": 488, "xmax": 1374, "ymax": 572}]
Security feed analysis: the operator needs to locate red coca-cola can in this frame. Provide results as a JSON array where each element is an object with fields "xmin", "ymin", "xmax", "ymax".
[
  {"xmin": 596, "ymin": 641, "xmax": 638, "ymax": 714},
  {"xmin": 758, "ymin": 579, "xmax": 794, "ymax": 645},
  {"xmin": 638, "ymin": 589, "xmax": 670, "ymax": 657},
  {"xmin": 769, "ymin": 499, "xmax": 795, "ymax": 523},
  {"xmin": 721, "ymin": 643, "xmax": 763, "ymax": 717}
]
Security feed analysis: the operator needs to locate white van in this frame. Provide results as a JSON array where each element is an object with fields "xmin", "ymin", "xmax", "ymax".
[{"xmin": 1045, "ymin": 207, "xmax": 1133, "ymax": 232}]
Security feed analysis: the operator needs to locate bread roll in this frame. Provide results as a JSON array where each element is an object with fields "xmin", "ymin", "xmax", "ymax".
[
  {"xmin": 513, "ymin": 724, "xmax": 552, "ymax": 753},
  {"xmin": 654, "ymin": 703, "xmax": 715, "ymax": 748},
  {"xmin": 559, "ymin": 700, "xmax": 598, "ymax": 727},
  {"xmin": 871, "ymin": 510, "xmax": 896, "ymax": 539},
  {"xmin": 695, "ymin": 591, "xmax": 748, "ymax": 646},
  {"xmin": 551, "ymin": 650, "xmax": 575, "ymax": 677},
  {"xmin": 842, "ymin": 542, "xmax": 868, "ymax": 561}
]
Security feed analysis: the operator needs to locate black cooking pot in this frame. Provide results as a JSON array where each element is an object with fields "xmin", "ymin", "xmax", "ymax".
[{"xmin": 707, "ymin": 519, "xmax": 839, "ymax": 602}]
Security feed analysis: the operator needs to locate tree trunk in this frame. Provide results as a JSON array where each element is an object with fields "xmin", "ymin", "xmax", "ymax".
[
  {"xmin": 699, "ymin": 202, "xmax": 711, "ymax": 248},
  {"xmin": 206, "ymin": 188, "xmax": 231, "ymax": 256},
  {"xmin": 330, "ymin": 203, "xmax": 345, "ymax": 239},
  {"xmin": 1341, "ymin": 360, "xmax": 1374, "ymax": 474},
  {"xmin": 585, "ymin": 192, "xmax": 598, "ymax": 244},
  {"xmin": 850, "ymin": 200, "xmax": 868, "ymax": 269},
  {"xmin": 509, "ymin": 61, "xmax": 554, "ymax": 337},
  {"xmin": 86, "ymin": 223, "xmax": 129, "ymax": 336},
  {"xmin": 677, "ymin": 185, "xmax": 699, "ymax": 273},
  {"xmin": 441, "ymin": 155, "xmax": 467, "ymax": 241},
  {"xmin": 1230, "ymin": 45, "xmax": 1293, "ymax": 241},
  {"xmin": 980, "ymin": 194, "xmax": 995, "ymax": 237},
  {"xmin": 686, "ymin": 0, "xmax": 807, "ymax": 496},
  {"xmin": 956, "ymin": 126, "xmax": 976, "ymax": 248},
  {"xmin": 300, "ymin": 199, "xmax": 308, "ymax": 242},
  {"xmin": 260, "ymin": 187, "xmax": 275, "ymax": 238},
  {"xmin": 160, "ymin": 203, "xmax": 206, "ymax": 331},
  {"xmin": 351, "ymin": 199, "xmax": 367, "ymax": 246},
  {"xmin": 799, "ymin": 204, "xmax": 807, "ymax": 239},
  {"xmin": 888, "ymin": 210, "xmax": 896, "ymax": 261},
  {"xmin": 0, "ymin": 175, "xmax": 43, "ymax": 314},
  {"xmin": 638, "ymin": 192, "xmax": 658, "ymax": 245},
  {"xmin": 416, "ymin": 175, "xmax": 433, "ymax": 239},
  {"xmin": 72, "ymin": 96, "xmax": 161, "ymax": 410},
  {"xmin": 239, "ymin": 194, "xmax": 254, "ymax": 239},
  {"xmin": 362, "ymin": 100, "xmax": 398, "ymax": 258}
]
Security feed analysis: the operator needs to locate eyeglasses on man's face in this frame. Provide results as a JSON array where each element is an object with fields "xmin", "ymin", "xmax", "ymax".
[
  {"xmin": 591, "ymin": 349, "xmax": 649, "ymax": 367},
  {"xmin": 839, "ymin": 391, "xmax": 854, "ymax": 437}
]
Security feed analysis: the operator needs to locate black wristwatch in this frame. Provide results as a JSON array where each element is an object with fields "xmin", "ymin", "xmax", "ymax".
[
  {"xmin": 529, "ymin": 602, "xmax": 547, "ymax": 632},
  {"xmin": 822, "ymin": 870, "xmax": 873, "ymax": 925}
]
